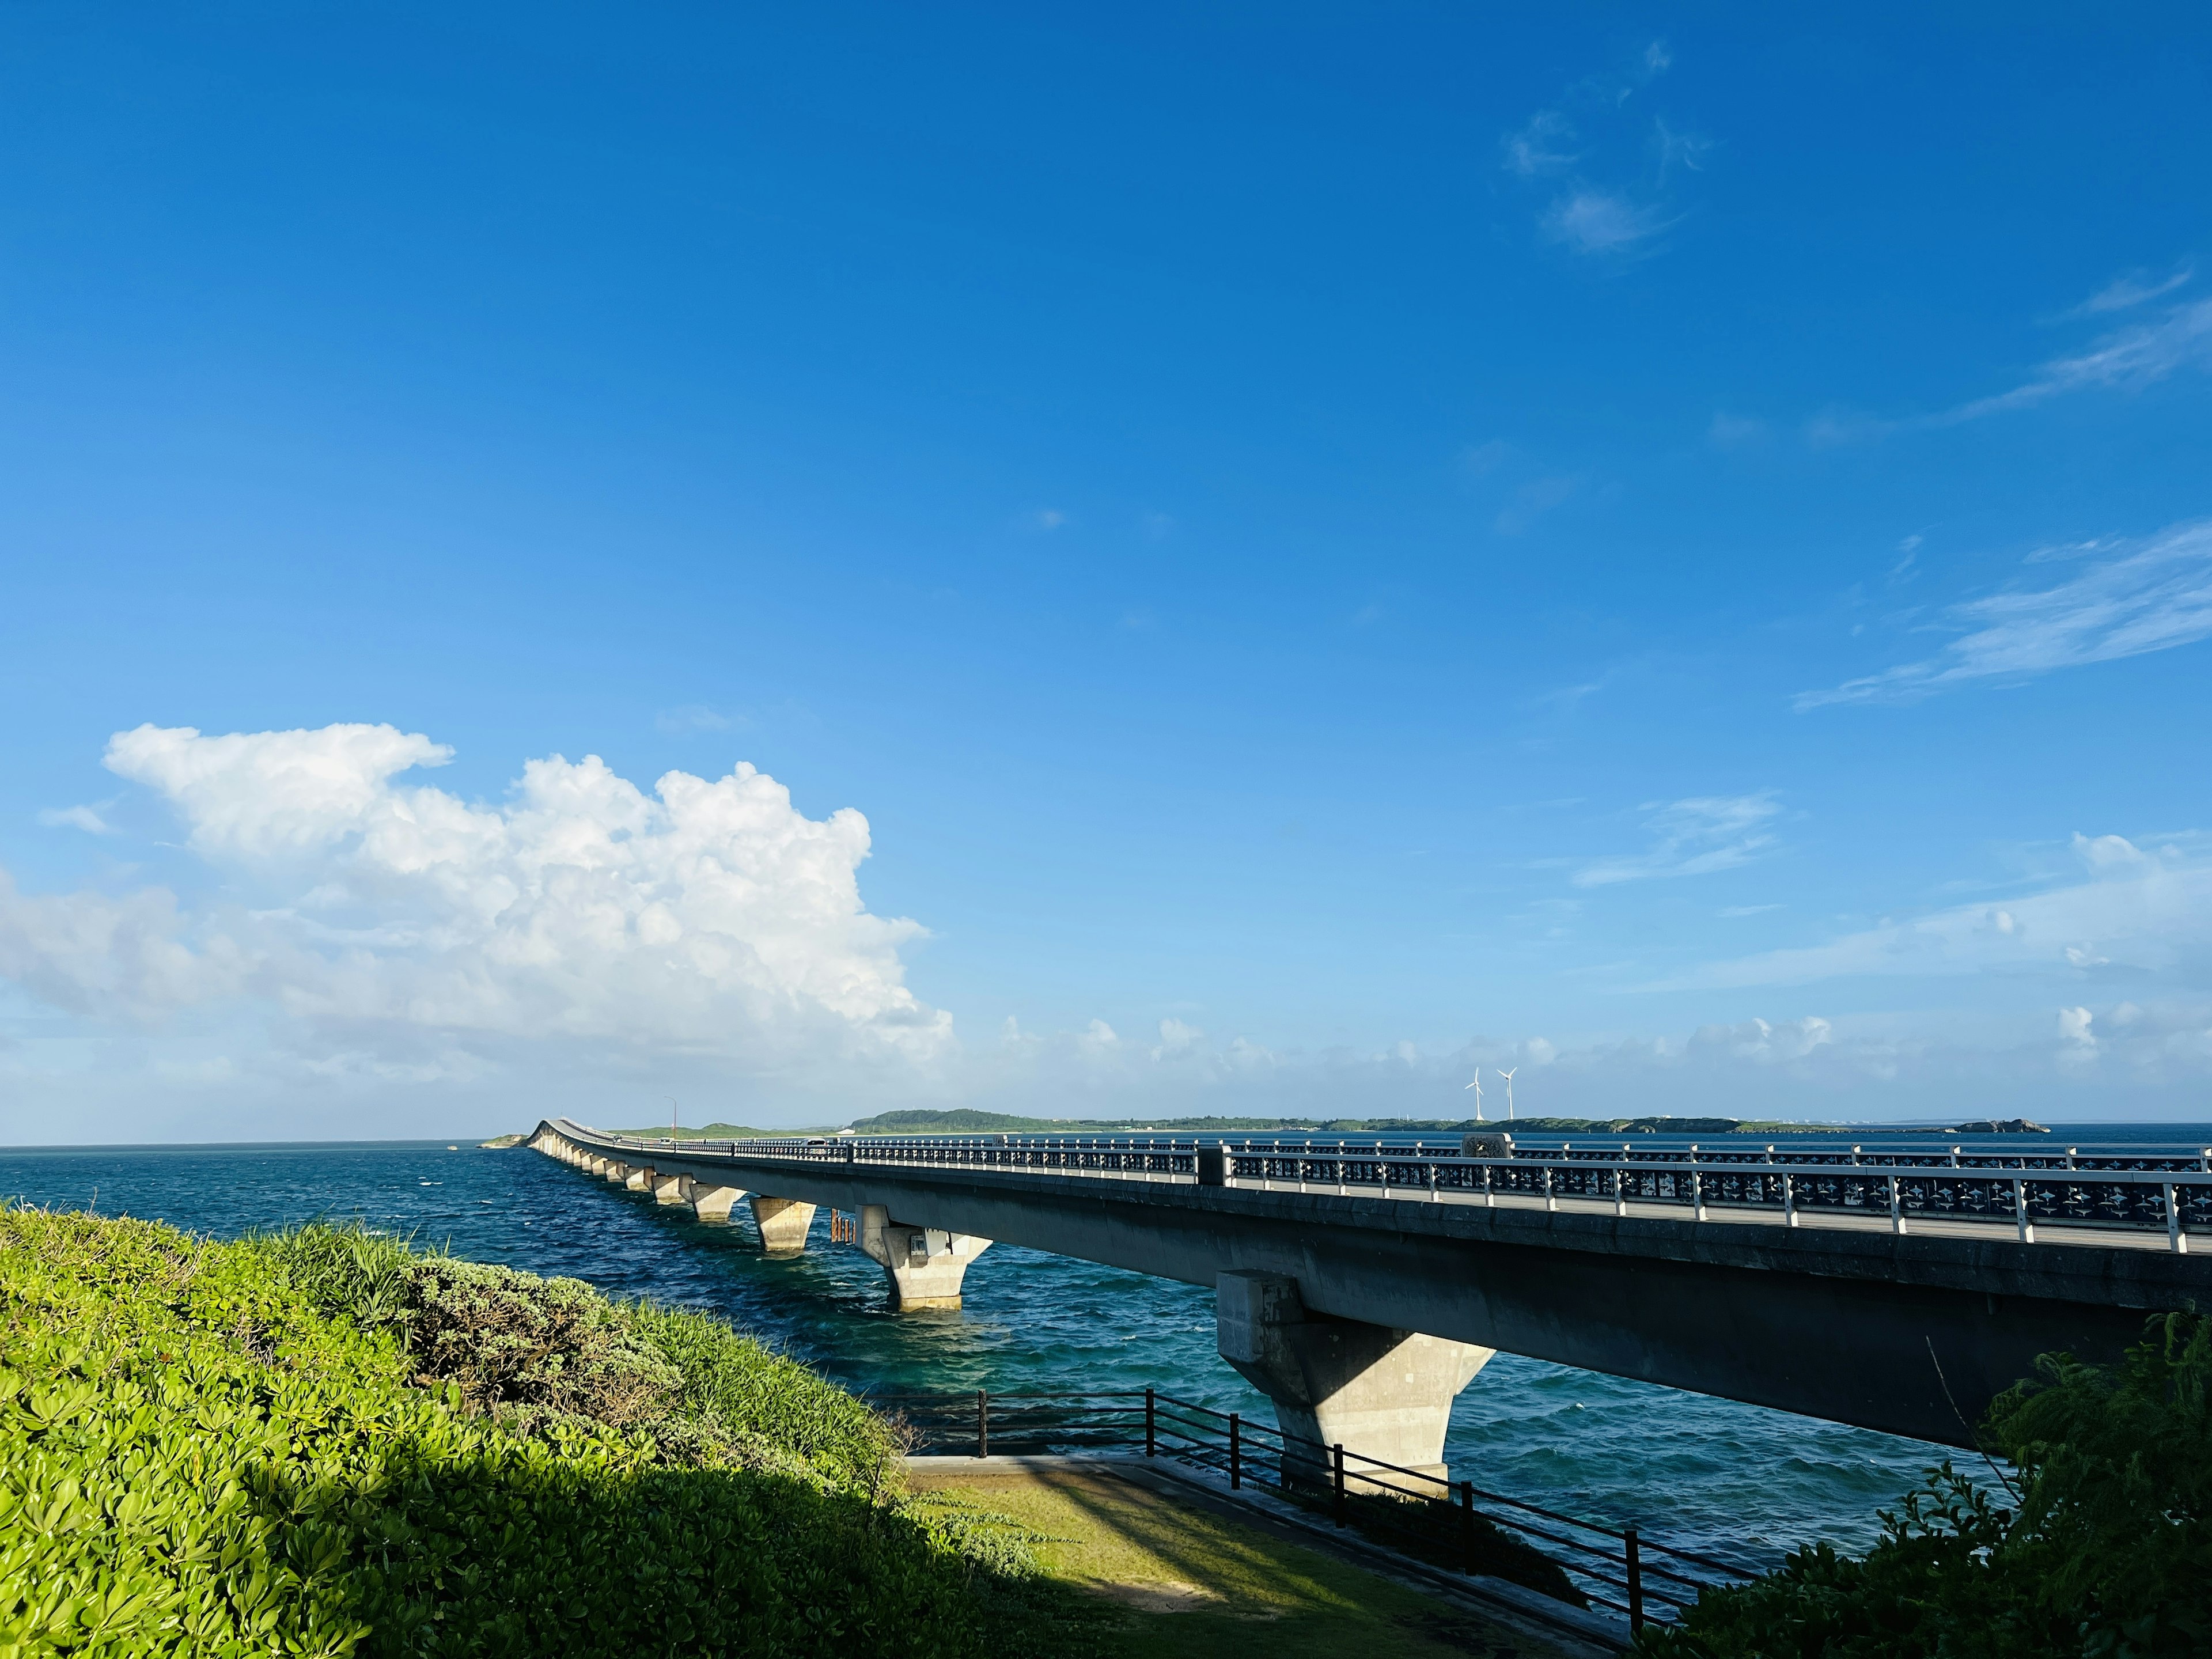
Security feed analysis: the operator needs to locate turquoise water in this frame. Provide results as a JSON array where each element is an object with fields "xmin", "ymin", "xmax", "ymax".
[{"xmin": 13, "ymin": 1133, "xmax": 2172, "ymax": 1570}]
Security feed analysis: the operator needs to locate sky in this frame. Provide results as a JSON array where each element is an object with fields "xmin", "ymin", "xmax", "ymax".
[{"xmin": 3, "ymin": 5, "xmax": 2211, "ymax": 1141}]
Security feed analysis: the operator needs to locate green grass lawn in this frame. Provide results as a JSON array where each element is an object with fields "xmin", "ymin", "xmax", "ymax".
[{"xmin": 901, "ymin": 1463, "xmax": 1578, "ymax": 1659}]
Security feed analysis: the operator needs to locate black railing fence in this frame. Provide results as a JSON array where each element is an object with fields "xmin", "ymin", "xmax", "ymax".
[
  {"xmin": 567, "ymin": 1120, "xmax": 2212, "ymax": 1252},
  {"xmin": 878, "ymin": 1388, "xmax": 1750, "ymax": 1632}
]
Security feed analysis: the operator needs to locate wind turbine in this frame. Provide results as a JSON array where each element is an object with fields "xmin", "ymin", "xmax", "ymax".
[
  {"xmin": 1496, "ymin": 1068, "xmax": 1517, "ymax": 1122},
  {"xmin": 1464, "ymin": 1071, "xmax": 1484, "ymax": 1122}
]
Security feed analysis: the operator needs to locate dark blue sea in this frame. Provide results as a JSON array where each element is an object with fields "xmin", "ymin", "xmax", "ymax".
[{"xmin": 8, "ymin": 1126, "xmax": 2199, "ymax": 1569}]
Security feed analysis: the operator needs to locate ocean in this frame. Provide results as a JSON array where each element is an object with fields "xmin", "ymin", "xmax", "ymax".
[{"xmin": 9, "ymin": 1127, "xmax": 2196, "ymax": 1570}]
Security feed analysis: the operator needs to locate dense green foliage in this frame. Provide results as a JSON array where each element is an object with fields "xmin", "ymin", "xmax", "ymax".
[
  {"xmin": 0, "ymin": 1211, "xmax": 1089, "ymax": 1658},
  {"xmin": 1641, "ymin": 1310, "xmax": 2212, "ymax": 1658}
]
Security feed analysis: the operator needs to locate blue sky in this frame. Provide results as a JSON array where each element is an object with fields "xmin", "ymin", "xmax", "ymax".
[{"xmin": 4, "ymin": 6, "xmax": 2211, "ymax": 1139}]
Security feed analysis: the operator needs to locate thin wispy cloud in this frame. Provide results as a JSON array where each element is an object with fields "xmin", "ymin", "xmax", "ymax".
[
  {"xmin": 1573, "ymin": 793, "xmax": 1783, "ymax": 888},
  {"xmin": 1798, "ymin": 518, "xmax": 2212, "ymax": 709},
  {"xmin": 1542, "ymin": 192, "xmax": 1675, "ymax": 255},
  {"xmin": 1938, "ymin": 296, "xmax": 2212, "ymax": 423},
  {"xmin": 1502, "ymin": 112, "xmax": 1578, "ymax": 179},
  {"xmin": 2070, "ymin": 262, "xmax": 2194, "ymax": 317},
  {"xmin": 36, "ymin": 805, "xmax": 113, "ymax": 834},
  {"xmin": 1495, "ymin": 474, "xmax": 1580, "ymax": 534},
  {"xmin": 1500, "ymin": 41, "xmax": 1701, "ymax": 259},
  {"xmin": 1647, "ymin": 832, "xmax": 2212, "ymax": 993}
]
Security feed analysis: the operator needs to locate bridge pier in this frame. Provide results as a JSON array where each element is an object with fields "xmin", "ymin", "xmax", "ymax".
[
  {"xmin": 626, "ymin": 1166, "xmax": 655, "ymax": 1192},
  {"xmin": 751, "ymin": 1195, "xmax": 817, "ymax": 1252},
  {"xmin": 652, "ymin": 1172, "xmax": 692, "ymax": 1206},
  {"xmin": 859, "ymin": 1205, "xmax": 993, "ymax": 1309},
  {"xmin": 603, "ymin": 1160, "xmax": 627, "ymax": 1182},
  {"xmin": 1217, "ymin": 1269, "xmax": 1491, "ymax": 1493},
  {"xmin": 691, "ymin": 1184, "xmax": 747, "ymax": 1221}
]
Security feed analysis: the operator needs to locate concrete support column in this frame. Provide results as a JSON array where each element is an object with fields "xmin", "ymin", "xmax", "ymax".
[
  {"xmin": 857, "ymin": 1205, "xmax": 993, "ymax": 1309},
  {"xmin": 1217, "ymin": 1270, "xmax": 1492, "ymax": 1493},
  {"xmin": 750, "ymin": 1195, "xmax": 818, "ymax": 1252},
  {"xmin": 626, "ymin": 1166, "xmax": 656, "ymax": 1192},
  {"xmin": 691, "ymin": 1185, "xmax": 748, "ymax": 1222},
  {"xmin": 603, "ymin": 1161, "xmax": 628, "ymax": 1183},
  {"xmin": 652, "ymin": 1172, "xmax": 692, "ymax": 1206}
]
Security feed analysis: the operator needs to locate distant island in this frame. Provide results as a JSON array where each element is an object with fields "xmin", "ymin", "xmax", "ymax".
[{"xmin": 481, "ymin": 1107, "xmax": 2059, "ymax": 1145}]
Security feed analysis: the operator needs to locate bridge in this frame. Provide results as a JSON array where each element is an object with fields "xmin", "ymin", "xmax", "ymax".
[{"xmin": 527, "ymin": 1117, "xmax": 2211, "ymax": 1481}]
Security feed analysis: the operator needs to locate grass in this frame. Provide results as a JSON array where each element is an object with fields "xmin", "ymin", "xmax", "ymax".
[{"xmin": 901, "ymin": 1464, "xmax": 1581, "ymax": 1659}]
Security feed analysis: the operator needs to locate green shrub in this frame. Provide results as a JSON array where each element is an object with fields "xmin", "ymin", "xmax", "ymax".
[
  {"xmin": 1639, "ymin": 1311, "xmax": 2212, "ymax": 1659},
  {"xmin": 0, "ymin": 1210, "xmax": 1088, "ymax": 1658}
]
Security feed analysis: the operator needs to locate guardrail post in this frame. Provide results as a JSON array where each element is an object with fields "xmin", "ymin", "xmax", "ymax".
[
  {"xmin": 1145, "ymin": 1387, "xmax": 1157, "ymax": 1457},
  {"xmin": 1891, "ymin": 1171, "xmax": 1906, "ymax": 1234},
  {"xmin": 1625, "ymin": 1526, "xmax": 1644, "ymax": 1633},
  {"xmin": 1229, "ymin": 1413, "xmax": 1241, "ymax": 1488},
  {"xmin": 2014, "ymin": 1176, "xmax": 2034, "ymax": 1243},
  {"xmin": 1543, "ymin": 1163, "xmax": 1556, "ymax": 1213},
  {"xmin": 1332, "ymin": 1443, "xmax": 1346, "ymax": 1525},
  {"xmin": 1690, "ymin": 1155, "xmax": 1706, "ymax": 1222},
  {"xmin": 1459, "ymin": 1480, "xmax": 1476, "ymax": 1574},
  {"xmin": 2171, "ymin": 1183, "xmax": 2188, "ymax": 1254},
  {"xmin": 1783, "ymin": 1170, "xmax": 1797, "ymax": 1228},
  {"xmin": 976, "ymin": 1390, "xmax": 988, "ymax": 1458}
]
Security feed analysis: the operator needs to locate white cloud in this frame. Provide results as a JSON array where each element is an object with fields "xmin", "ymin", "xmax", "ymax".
[
  {"xmin": 36, "ymin": 805, "xmax": 113, "ymax": 834},
  {"xmin": 1573, "ymin": 793, "xmax": 1783, "ymax": 888},
  {"xmin": 1707, "ymin": 412, "xmax": 1767, "ymax": 449},
  {"xmin": 1494, "ymin": 474, "xmax": 1580, "ymax": 534},
  {"xmin": 2, "ymin": 724, "xmax": 949, "ymax": 1077},
  {"xmin": 655, "ymin": 704, "xmax": 737, "ymax": 734},
  {"xmin": 1798, "ymin": 517, "xmax": 2212, "ymax": 707},
  {"xmin": 1938, "ymin": 296, "xmax": 2212, "ymax": 422},
  {"xmin": 2072, "ymin": 263, "xmax": 2193, "ymax": 316},
  {"xmin": 1652, "ymin": 832, "xmax": 2212, "ymax": 993},
  {"xmin": 1501, "ymin": 112, "xmax": 1578, "ymax": 178},
  {"xmin": 1541, "ymin": 191, "xmax": 1674, "ymax": 254}
]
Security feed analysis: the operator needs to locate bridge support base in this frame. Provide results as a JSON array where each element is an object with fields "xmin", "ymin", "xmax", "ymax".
[
  {"xmin": 751, "ymin": 1195, "xmax": 817, "ymax": 1252},
  {"xmin": 652, "ymin": 1172, "xmax": 691, "ymax": 1206},
  {"xmin": 625, "ymin": 1166, "xmax": 655, "ymax": 1192},
  {"xmin": 858, "ymin": 1205, "xmax": 993, "ymax": 1309},
  {"xmin": 1217, "ymin": 1269, "xmax": 1491, "ymax": 1493},
  {"xmin": 603, "ymin": 1161, "xmax": 627, "ymax": 1182},
  {"xmin": 691, "ymin": 1184, "xmax": 747, "ymax": 1222}
]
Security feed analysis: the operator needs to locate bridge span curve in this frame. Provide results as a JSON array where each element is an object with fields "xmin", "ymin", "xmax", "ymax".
[{"xmin": 527, "ymin": 1117, "xmax": 2210, "ymax": 1469}]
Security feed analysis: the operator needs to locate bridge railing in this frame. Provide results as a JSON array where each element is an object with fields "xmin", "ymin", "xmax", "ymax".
[
  {"xmin": 1215, "ymin": 1138, "xmax": 2212, "ymax": 1249},
  {"xmin": 878, "ymin": 1387, "xmax": 1751, "ymax": 1632},
  {"xmin": 553, "ymin": 1120, "xmax": 2211, "ymax": 1249}
]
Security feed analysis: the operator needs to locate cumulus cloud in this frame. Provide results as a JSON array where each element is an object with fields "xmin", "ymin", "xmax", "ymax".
[
  {"xmin": 1573, "ymin": 794, "xmax": 1783, "ymax": 888},
  {"xmin": 1798, "ymin": 518, "xmax": 2212, "ymax": 707},
  {"xmin": 2, "ymin": 724, "xmax": 948, "ymax": 1075}
]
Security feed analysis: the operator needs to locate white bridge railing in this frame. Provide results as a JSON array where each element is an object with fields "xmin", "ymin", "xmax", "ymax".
[{"xmin": 559, "ymin": 1122, "xmax": 2211, "ymax": 1253}]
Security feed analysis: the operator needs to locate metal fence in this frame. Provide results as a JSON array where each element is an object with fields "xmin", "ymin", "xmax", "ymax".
[
  {"xmin": 880, "ymin": 1388, "xmax": 1749, "ymax": 1633},
  {"xmin": 565, "ymin": 1120, "xmax": 2212, "ymax": 1252}
]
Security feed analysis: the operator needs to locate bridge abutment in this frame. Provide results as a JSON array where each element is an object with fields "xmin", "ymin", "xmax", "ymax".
[
  {"xmin": 1217, "ymin": 1268, "xmax": 1491, "ymax": 1493},
  {"xmin": 858, "ymin": 1205, "xmax": 993, "ymax": 1309},
  {"xmin": 751, "ymin": 1195, "xmax": 817, "ymax": 1252}
]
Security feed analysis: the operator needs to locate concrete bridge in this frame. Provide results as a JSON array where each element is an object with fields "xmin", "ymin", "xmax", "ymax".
[{"xmin": 527, "ymin": 1117, "xmax": 2211, "ymax": 1483}]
